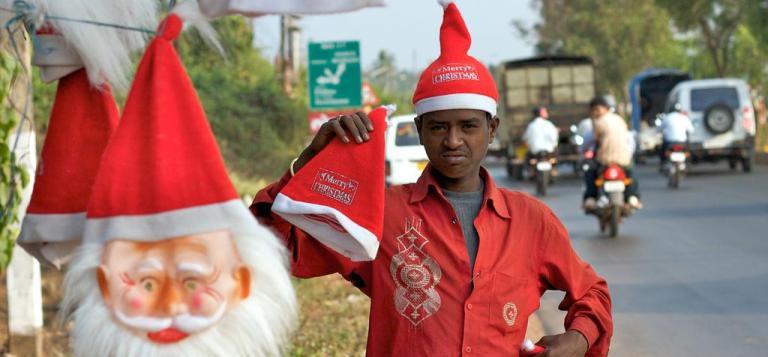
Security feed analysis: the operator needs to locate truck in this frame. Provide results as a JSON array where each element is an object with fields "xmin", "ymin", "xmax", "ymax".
[
  {"xmin": 627, "ymin": 68, "xmax": 691, "ymax": 160},
  {"xmin": 496, "ymin": 55, "xmax": 596, "ymax": 179}
]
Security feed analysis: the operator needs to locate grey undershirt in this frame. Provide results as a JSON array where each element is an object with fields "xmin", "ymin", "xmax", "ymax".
[{"xmin": 443, "ymin": 181, "xmax": 485, "ymax": 272}]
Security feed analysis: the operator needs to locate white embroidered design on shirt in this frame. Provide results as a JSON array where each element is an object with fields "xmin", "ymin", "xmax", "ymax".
[
  {"xmin": 390, "ymin": 218, "xmax": 442, "ymax": 326},
  {"xmin": 503, "ymin": 302, "xmax": 518, "ymax": 327}
]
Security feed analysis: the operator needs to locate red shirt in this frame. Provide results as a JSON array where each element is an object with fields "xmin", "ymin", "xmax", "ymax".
[{"xmin": 252, "ymin": 167, "xmax": 612, "ymax": 356}]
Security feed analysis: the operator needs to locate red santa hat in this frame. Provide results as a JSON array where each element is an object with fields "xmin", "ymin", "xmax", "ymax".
[
  {"xmin": 412, "ymin": 0, "xmax": 498, "ymax": 116},
  {"xmin": 271, "ymin": 106, "xmax": 391, "ymax": 261},
  {"xmin": 82, "ymin": 14, "xmax": 259, "ymax": 244},
  {"xmin": 18, "ymin": 69, "xmax": 119, "ymax": 268}
]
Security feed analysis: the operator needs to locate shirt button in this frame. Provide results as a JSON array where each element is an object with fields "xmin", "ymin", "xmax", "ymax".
[
  {"xmin": 451, "ymin": 218, "xmax": 457, "ymax": 224},
  {"xmin": 465, "ymin": 346, "xmax": 472, "ymax": 353},
  {"xmin": 466, "ymin": 303, "xmax": 473, "ymax": 310}
]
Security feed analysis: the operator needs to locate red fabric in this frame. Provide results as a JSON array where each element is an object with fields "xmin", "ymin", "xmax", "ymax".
[
  {"xmin": 274, "ymin": 106, "xmax": 386, "ymax": 252},
  {"xmin": 252, "ymin": 167, "xmax": 613, "ymax": 357},
  {"xmin": 27, "ymin": 69, "xmax": 118, "ymax": 214},
  {"xmin": 87, "ymin": 14, "xmax": 238, "ymax": 218},
  {"xmin": 411, "ymin": 3, "xmax": 498, "ymax": 106}
]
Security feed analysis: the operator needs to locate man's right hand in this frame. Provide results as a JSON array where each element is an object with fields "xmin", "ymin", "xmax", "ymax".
[{"xmin": 293, "ymin": 112, "xmax": 375, "ymax": 174}]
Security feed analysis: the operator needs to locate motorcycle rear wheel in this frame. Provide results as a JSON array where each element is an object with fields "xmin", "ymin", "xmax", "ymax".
[
  {"xmin": 536, "ymin": 171, "xmax": 549, "ymax": 196},
  {"xmin": 668, "ymin": 169, "xmax": 680, "ymax": 189},
  {"xmin": 609, "ymin": 205, "xmax": 620, "ymax": 237}
]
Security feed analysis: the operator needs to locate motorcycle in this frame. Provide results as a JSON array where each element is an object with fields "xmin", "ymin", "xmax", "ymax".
[
  {"xmin": 528, "ymin": 151, "xmax": 556, "ymax": 196},
  {"xmin": 589, "ymin": 164, "xmax": 634, "ymax": 237},
  {"xmin": 665, "ymin": 143, "xmax": 688, "ymax": 189}
]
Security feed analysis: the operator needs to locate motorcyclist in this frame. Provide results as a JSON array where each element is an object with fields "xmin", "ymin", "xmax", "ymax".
[
  {"xmin": 576, "ymin": 117, "xmax": 595, "ymax": 155},
  {"xmin": 523, "ymin": 106, "xmax": 559, "ymax": 177},
  {"xmin": 583, "ymin": 96, "xmax": 642, "ymax": 210},
  {"xmin": 659, "ymin": 102, "xmax": 694, "ymax": 167}
]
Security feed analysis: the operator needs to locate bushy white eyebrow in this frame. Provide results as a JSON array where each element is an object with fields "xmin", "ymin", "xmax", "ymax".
[
  {"xmin": 176, "ymin": 262, "xmax": 212, "ymax": 275},
  {"xmin": 135, "ymin": 258, "xmax": 163, "ymax": 272}
]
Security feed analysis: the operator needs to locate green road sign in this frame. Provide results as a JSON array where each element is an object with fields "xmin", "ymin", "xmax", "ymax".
[{"xmin": 308, "ymin": 41, "xmax": 362, "ymax": 109}]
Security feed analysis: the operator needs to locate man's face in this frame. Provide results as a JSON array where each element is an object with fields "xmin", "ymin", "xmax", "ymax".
[
  {"xmin": 416, "ymin": 109, "xmax": 499, "ymax": 179},
  {"xmin": 590, "ymin": 105, "xmax": 609, "ymax": 120},
  {"xmin": 97, "ymin": 230, "xmax": 251, "ymax": 344},
  {"xmin": 540, "ymin": 108, "xmax": 549, "ymax": 119}
]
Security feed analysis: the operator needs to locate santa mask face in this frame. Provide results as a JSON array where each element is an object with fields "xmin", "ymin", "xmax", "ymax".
[{"xmin": 96, "ymin": 230, "xmax": 250, "ymax": 344}]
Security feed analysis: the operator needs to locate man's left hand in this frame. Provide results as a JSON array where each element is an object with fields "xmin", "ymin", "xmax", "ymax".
[{"xmin": 535, "ymin": 330, "xmax": 588, "ymax": 357}]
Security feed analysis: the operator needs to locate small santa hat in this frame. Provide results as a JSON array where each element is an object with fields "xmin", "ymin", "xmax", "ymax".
[
  {"xmin": 271, "ymin": 106, "xmax": 391, "ymax": 261},
  {"xmin": 83, "ymin": 14, "xmax": 258, "ymax": 244},
  {"xmin": 412, "ymin": 0, "xmax": 498, "ymax": 116},
  {"xmin": 18, "ymin": 69, "xmax": 119, "ymax": 268}
]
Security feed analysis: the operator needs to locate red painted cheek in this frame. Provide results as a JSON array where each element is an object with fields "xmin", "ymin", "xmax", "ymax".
[
  {"xmin": 129, "ymin": 297, "xmax": 144, "ymax": 310},
  {"xmin": 191, "ymin": 292, "xmax": 203, "ymax": 310}
]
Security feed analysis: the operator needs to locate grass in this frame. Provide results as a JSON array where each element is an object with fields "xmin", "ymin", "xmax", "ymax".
[{"xmin": 287, "ymin": 276, "xmax": 370, "ymax": 356}]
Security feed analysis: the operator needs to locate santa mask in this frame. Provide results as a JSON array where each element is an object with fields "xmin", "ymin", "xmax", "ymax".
[{"xmin": 96, "ymin": 231, "xmax": 250, "ymax": 344}]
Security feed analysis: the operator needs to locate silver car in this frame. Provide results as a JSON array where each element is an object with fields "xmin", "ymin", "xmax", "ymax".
[{"xmin": 664, "ymin": 79, "xmax": 756, "ymax": 172}]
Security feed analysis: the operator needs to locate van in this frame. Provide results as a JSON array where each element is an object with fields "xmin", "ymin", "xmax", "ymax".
[
  {"xmin": 664, "ymin": 79, "xmax": 756, "ymax": 171},
  {"xmin": 385, "ymin": 114, "xmax": 429, "ymax": 185}
]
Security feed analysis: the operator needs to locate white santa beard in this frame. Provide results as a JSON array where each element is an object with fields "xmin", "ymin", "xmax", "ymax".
[{"xmin": 61, "ymin": 228, "xmax": 297, "ymax": 357}]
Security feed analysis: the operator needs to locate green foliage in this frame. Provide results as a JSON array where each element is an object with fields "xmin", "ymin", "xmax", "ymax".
[
  {"xmin": 0, "ymin": 50, "xmax": 29, "ymax": 271},
  {"xmin": 176, "ymin": 17, "xmax": 308, "ymax": 182},
  {"xmin": 656, "ymin": 0, "xmax": 747, "ymax": 77},
  {"xmin": 31, "ymin": 67, "xmax": 57, "ymax": 146}
]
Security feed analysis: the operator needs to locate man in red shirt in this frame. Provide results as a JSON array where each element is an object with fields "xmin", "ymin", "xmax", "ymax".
[{"xmin": 251, "ymin": 2, "xmax": 612, "ymax": 356}]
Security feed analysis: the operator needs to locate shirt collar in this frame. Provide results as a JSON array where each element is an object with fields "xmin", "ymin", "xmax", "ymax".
[{"xmin": 410, "ymin": 165, "xmax": 511, "ymax": 219}]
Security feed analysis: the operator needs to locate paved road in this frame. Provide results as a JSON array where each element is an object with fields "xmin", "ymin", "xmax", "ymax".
[{"xmin": 490, "ymin": 161, "xmax": 768, "ymax": 356}]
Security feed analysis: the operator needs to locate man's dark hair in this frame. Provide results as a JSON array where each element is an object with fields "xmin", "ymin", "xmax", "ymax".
[
  {"xmin": 531, "ymin": 107, "xmax": 545, "ymax": 117},
  {"xmin": 589, "ymin": 96, "xmax": 610, "ymax": 109}
]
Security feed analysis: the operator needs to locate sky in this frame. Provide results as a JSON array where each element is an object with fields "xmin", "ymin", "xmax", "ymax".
[{"xmin": 251, "ymin": 0, "xmax": 538, "ymax": 72}]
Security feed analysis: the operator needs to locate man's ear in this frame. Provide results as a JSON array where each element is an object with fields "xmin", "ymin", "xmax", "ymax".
[
  {"xmin": 97, "ymin": 265, "xmax": 112, "ymax": 304},
  {"xmin": 414, "ymin": 116, "xmax": 424, "ymax": 145},
  {"xmin": 489, "ymin": 115, "xmax": 500, "ymax": 143},
  {"xmin": 234, "ymin": 264, "xmax": 252, "ymax": 300}
]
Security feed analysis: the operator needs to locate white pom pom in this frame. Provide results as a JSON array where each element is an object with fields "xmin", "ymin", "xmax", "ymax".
[
  {"xmin": 437, "ymin": 0, "xmax": 455, "ymax": 9},
  {"xmin": 384, "ymin": 104, "xmax": 397, "ymax": 116}
]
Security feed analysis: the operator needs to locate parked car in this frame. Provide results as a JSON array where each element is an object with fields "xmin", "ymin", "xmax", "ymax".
[
  {"xmin": 385, "ymin": 114, "xmax": 429, "ymax": 185},
  {"xmin": 663, "ymin": 79, "xmax": 756, "ymax": 172}
]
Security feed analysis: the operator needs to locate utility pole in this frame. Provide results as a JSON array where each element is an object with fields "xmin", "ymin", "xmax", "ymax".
[
  {"xmin": 1, "ymin": 11, "xmax": 43, "ymax": 357},
  {"xmin": 279, "ymin": 15, "xmax": 301, "ymax": 96}
]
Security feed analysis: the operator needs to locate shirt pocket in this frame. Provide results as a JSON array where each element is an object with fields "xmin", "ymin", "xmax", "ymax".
[{"xmin": 489, "ymin": 271, "xmax": 536, "ymax": 335}]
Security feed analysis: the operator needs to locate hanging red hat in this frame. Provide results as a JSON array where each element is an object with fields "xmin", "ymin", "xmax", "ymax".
[
  {"xmin": 83, "ymin": 14, "xmax": 259, "ymax": 243},
  {"xmin": 271, "ymin": 106, "xmax": 391, "ymax": 261},
  {"xmin": 18, "ymin": 69, "xmax": 119, "ymax": 268},
  {"xmin": 412, "ymin": 0, "xmax": 498, "ymax": 116}
]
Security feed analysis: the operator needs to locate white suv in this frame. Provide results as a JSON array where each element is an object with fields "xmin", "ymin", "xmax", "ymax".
[
  {"xmin": 664, "ymin": 79, "xmax": 756, "ymax": 172},
  {"xmin": 385, "ymin": 114, "xmax": 429, "ymax": 185}
]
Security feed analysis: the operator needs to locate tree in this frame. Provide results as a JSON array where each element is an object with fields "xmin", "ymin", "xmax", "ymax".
[
  {"xmin": 173, "ymin": 17, "xmax": 309, "ymax": 183},
  {"xmin": 1, "ymin": 23, "xmax": 31, "ymax": 270},
  {"xmin": 656, "ymin": 0, "xmax": 747, "ymax": 77},
  {"xmin": 366, "ymin": 50, "xmax": 417, "ymax": 114}
]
